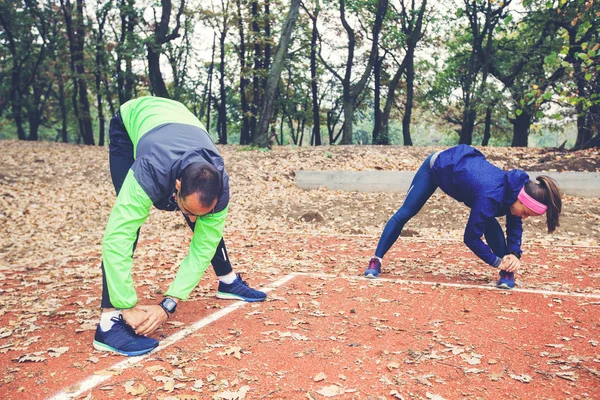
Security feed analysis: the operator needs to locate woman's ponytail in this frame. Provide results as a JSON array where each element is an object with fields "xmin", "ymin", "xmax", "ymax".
[{"xmin": 525, "ymin": 176, "xmax": 562, "ymax": 233}]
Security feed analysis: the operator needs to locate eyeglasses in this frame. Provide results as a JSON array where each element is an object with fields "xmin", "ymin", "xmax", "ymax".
[{"xmin": 176, "ymin": 191, "xmax": 215, "ymax": 219}]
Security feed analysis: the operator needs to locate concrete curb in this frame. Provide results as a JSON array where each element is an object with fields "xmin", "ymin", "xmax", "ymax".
[{"xmin": 295, "ymin": 170, "xmax": 600, "ymax": 198}]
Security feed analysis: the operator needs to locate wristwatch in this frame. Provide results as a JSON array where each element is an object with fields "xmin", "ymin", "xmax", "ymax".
[{"xmin": 159, "ymin": 297, "xmax": 177, "ymax": 317}]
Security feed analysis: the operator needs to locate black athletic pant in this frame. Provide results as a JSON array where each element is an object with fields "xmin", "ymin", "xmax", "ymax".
[{"xmin": 100, "ymin": 113, "xmax": 233, "ymax": 308}]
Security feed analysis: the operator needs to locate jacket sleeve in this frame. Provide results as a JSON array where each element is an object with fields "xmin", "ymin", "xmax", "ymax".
[
  {"xmin": 102, "ymin": 170, "xmax": 152, "ymax": 309},
  {"xmin": 505, "ymin": 213, "xmax": 523, "ymax": 254},
  {"xmin": 165, "ymin": 205, "xmax": 228, "ymax": 300},
  {"xmin": 463, "ymin": 201, "xmax": 502, "ymax": 267}
]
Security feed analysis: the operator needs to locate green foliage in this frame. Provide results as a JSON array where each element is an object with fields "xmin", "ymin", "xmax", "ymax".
[{"xmin": 0, "ymin": 0, "xmax": 597, "ymax": 149}]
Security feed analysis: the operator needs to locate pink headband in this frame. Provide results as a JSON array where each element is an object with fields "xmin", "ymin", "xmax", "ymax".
[{"xmin": 518, "ymin": 186, "xmax": 547, "ymax": 215}]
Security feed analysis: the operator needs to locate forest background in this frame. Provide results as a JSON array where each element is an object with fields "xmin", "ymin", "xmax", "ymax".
[{"xmin": 0, "ymin": 0, "xmax": 598, "ymax": 150}]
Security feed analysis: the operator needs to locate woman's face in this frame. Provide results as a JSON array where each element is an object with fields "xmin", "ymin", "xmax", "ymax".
[{"xmin": 510, "ymin": 200, "xmax": 540, "ymax": 219}]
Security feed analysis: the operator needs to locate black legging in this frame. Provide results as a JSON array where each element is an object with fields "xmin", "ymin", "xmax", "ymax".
[{"xmin": 100, "ymin": 113, "xmax": 233, "ymax": 308}]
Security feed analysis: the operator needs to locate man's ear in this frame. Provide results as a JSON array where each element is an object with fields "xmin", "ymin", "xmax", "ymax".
[{"xmin": 175, "ymin": 179, "xmax": 181, "ymax": 192}]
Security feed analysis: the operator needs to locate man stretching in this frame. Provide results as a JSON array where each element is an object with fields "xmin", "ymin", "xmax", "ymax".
[{"xmin": 94, "ymin": 96, "xmax": 266, "ymax": 356}]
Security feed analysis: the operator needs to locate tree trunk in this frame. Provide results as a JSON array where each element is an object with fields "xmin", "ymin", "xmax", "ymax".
[
  {"xmin": 249, "ymin": 0, "xmax": 261, "ymax": 142},
  {"xmin": 236, "ymin": 0, "xmax": 251, "ymax": 144},
  {"xmin": 298, "ymin": 104, "xmax": 307, "ymax": 146},
  {"xmin": 372, "ymin": 53, "xmax": 382, "ymax": 145},
  {"xmin": 461, "ymin": 0, "xmax": 505, "ymax": 146},
  {"xmin": 341, "ymin": 89, "xmax": 354, "ymax": 145},
  {"xmin": 58, "ymin": 74, "xmax": 69, "ymax": 143},
  {"xmin": 402, "ymin": 49, "xmax": 414, "ymax": 146},
  {"xmin": 263, "ymin": 0, "xmax": 271, "ymax": 84},
  {"xmin": 459, "ymin": 109, "xmax": 476, "ymax": 145},
  {"xmin": 61, "ymin": 0, "xmax": 95, "ymax": 145},
  {"xmin": 97, "ymin": 89, "xmax": 105, "ymax": 146},
  {"xmin": 511, "ymin": 111, "xmax": 531, "ymax": 147},
  {"xmin": 148, "ymin": 45, "xmax": 169, "ymax": 98},
  {"xmin": 381, "ymin": 0, "xmax": 426, "ymax": 146},
  {"xmin": 27, "ymin": 101, "xmax": 40, "ymax": 141},
  {"xmin": 254, "ymin": 0, "xmax": 301, "ymax": 148},
  {"xmin": 573, "ymin": 58, "xmax": 592, "ymax": 148},
  {"xmin": 27, "ymin": 84, "xmax": 50, "ymax": 142},
  {"xmin": 481, "ymin": 106, "xmax": 492, "ymax": 146},
  {"xmin": 217, "ymin": 28, "xmax": 228, "ymax": 144},
  {"xmin": 340, "ymin": 0, "xmax": 388, "ymax": 144},
  {"xmin": 9, "ymin": 77, "xmax": 27, "ymax": 141},
  {"xmin": 75, "ymin": 0, "xmax": 94, "ymax": 145},
  {"xmin": 308, "ymin": 3, "xmax": 321, "ymax": 146},
  {"xmin": 146, "ymin": 0, "xmax": 185, "ymax": 99},
  {"xmin": 94, "ymin": 5, "xmax": 109, "ymax": 146},
  {"xmin": 117, "ymin": 0, "xmax": 137, "ymax": 104},
  {"xmin": 575, "ymin": 108, "xmax": 594, "ymax": 148},
  {"xmin": 204, "ymin": 34, "xmax": 216, "ymax": 131},
  {"xmin": 381, "ymin": 59, "xmax": 407, "ymax": 146}
]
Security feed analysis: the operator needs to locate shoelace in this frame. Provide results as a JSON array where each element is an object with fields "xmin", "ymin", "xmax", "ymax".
[
  {"xmin": 110, "ymin": 315, "xmax": 138, "ymax": 338},
  {"xmin": 369, "ymin": 259, "xmax": 380, "ymax": 269},
  {"xmin": 236, "ymin": 273, "xmax": 250, "ymax": 287}
]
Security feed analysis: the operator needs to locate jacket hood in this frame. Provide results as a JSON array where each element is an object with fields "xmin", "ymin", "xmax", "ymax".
[{"xmin": 504, "ymin": 169, "xmax": 530, "ymax": 207}]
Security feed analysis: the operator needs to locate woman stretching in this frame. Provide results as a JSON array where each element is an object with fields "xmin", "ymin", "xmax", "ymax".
[{"xmin": 364, "ymin": 145, "xmax": 562, "ymax": 289}]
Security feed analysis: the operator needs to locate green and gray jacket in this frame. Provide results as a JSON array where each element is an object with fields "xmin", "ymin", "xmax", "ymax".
[{"xmin": 102, "ymin": 96, "xmax": 229, "ymax": 309}]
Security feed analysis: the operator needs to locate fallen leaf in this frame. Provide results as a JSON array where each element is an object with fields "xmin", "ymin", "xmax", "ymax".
[
  {"xmin": 125, "ymin": 383, "xmax": 147, "ymax": 396},
  {"xmin": 426, "ymin": 393, "xmax": 446, "ymax": 400},
  {"xmin": 313, "ymin": 372, "xmax": 326, "ymax": 382},
  {"xmin": 316, "ymin": 385, "xmax": 344, "ymax": 397},
  {"xmin": 509, "ymin": 373, "xmax": 532, "ymax": 383},
  {"xmin": 224, "ymin": 346, "xmax": 242, "ymax": 360},
  {"xmin": 163, "ymin": 380, "xmax": 176, "ymax": 392},
  {"xmin": 556, "ymin": 372, "xmax": 577, "ymax": 381},
  {"xmin": 213, "ymin": 385, "xmax": 250, "ymax": 399},
  {"xmin": 387, "ymin": 361, "xmax": 401, "ymax": 371},
  {"xmin": 16, "ymin": 353, "xmax": 46, "ymax": 363},
  {"xmin": 47, "ymin": 347, "xmax": 69, "ymax": 357},
  {"xmin": 390, "ymin": 390, "xmax": 405, "ymax": 399}
]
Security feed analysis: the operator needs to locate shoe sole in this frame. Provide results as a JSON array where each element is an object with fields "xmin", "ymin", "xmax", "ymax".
[
  {"xmin": 496, "ymin": 283, "xmax": 514, "ymax": 289},
  {"xmin": 93, "ymin": 340, "xmax": 157, "ymax": 356},
  {"xmin": 216, "ymin": 292, "xmax": 266, "ymax": 302},
  {"xmin": 364, "ymin": 273, "xmax": 379, "ymax": 279}
]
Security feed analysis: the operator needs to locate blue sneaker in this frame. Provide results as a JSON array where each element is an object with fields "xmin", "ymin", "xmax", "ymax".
[
  {"xmin": 93, "ymin": 315, "xmax": 159, "ymax": 356},
  {"xmin": 217, "ymin": 273, "xmax": 266, "ymax": 302},
  {"xmin": 364, "ymin": 257, "xmax": 382, "ymax": 279},
  {"xmin": 496, "ymin": 270, "xmax": 515, "ymax": 289}
]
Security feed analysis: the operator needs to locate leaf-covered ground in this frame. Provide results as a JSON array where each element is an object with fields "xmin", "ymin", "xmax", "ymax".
[
  {"xmin": 0, "ymin": 141, "xmax": 599, "ymax": 399},
  {"xmin": 0, "ymin": 141, "xmax": 598, "ymax": 268}
]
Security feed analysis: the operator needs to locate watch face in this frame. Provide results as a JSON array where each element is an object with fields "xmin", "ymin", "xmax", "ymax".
[{"xmin": 162, "ymin": 298, "xmax": 177, "ymax": 312}]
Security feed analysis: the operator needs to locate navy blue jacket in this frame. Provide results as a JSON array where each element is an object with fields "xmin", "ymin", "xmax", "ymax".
[{"xmin": 431, "ymin": 145, "xmax": 529, "ymax": 266}]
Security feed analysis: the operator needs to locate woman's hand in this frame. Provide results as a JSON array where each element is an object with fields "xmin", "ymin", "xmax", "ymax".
[
  {"xmin": 499, "ymin": 254, "xmax": 521, "ymax": 272},
  {"xmin": 132, "ymin": 305, "xmax": 169, "ymax": 336}
]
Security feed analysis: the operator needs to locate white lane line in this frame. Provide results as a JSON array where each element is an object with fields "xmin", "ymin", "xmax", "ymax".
[
  {"xmin": 294, "ymin": 272, "xmax": 600, "ymax": 299},
  {"xmin": 48, "ymin": 274, "xmax": 297, "ymax": 400}
]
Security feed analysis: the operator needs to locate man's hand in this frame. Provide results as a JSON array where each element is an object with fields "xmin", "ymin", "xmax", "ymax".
[
  {"xmin": 132, "ymin": 305, "xmax": 169, "ymax": 336},
  {"xmin": 121, "ymin": 306, "xmax": 150, "ymax": 330},
  {"xmin": 499, "ymin": 254, "xmax": 521, "ymax": 273}
]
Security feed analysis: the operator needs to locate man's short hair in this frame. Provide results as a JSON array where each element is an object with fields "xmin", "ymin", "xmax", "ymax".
[{"xmin": 180, "ymin": 163, "xmax": 222, "ymax": 207}]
